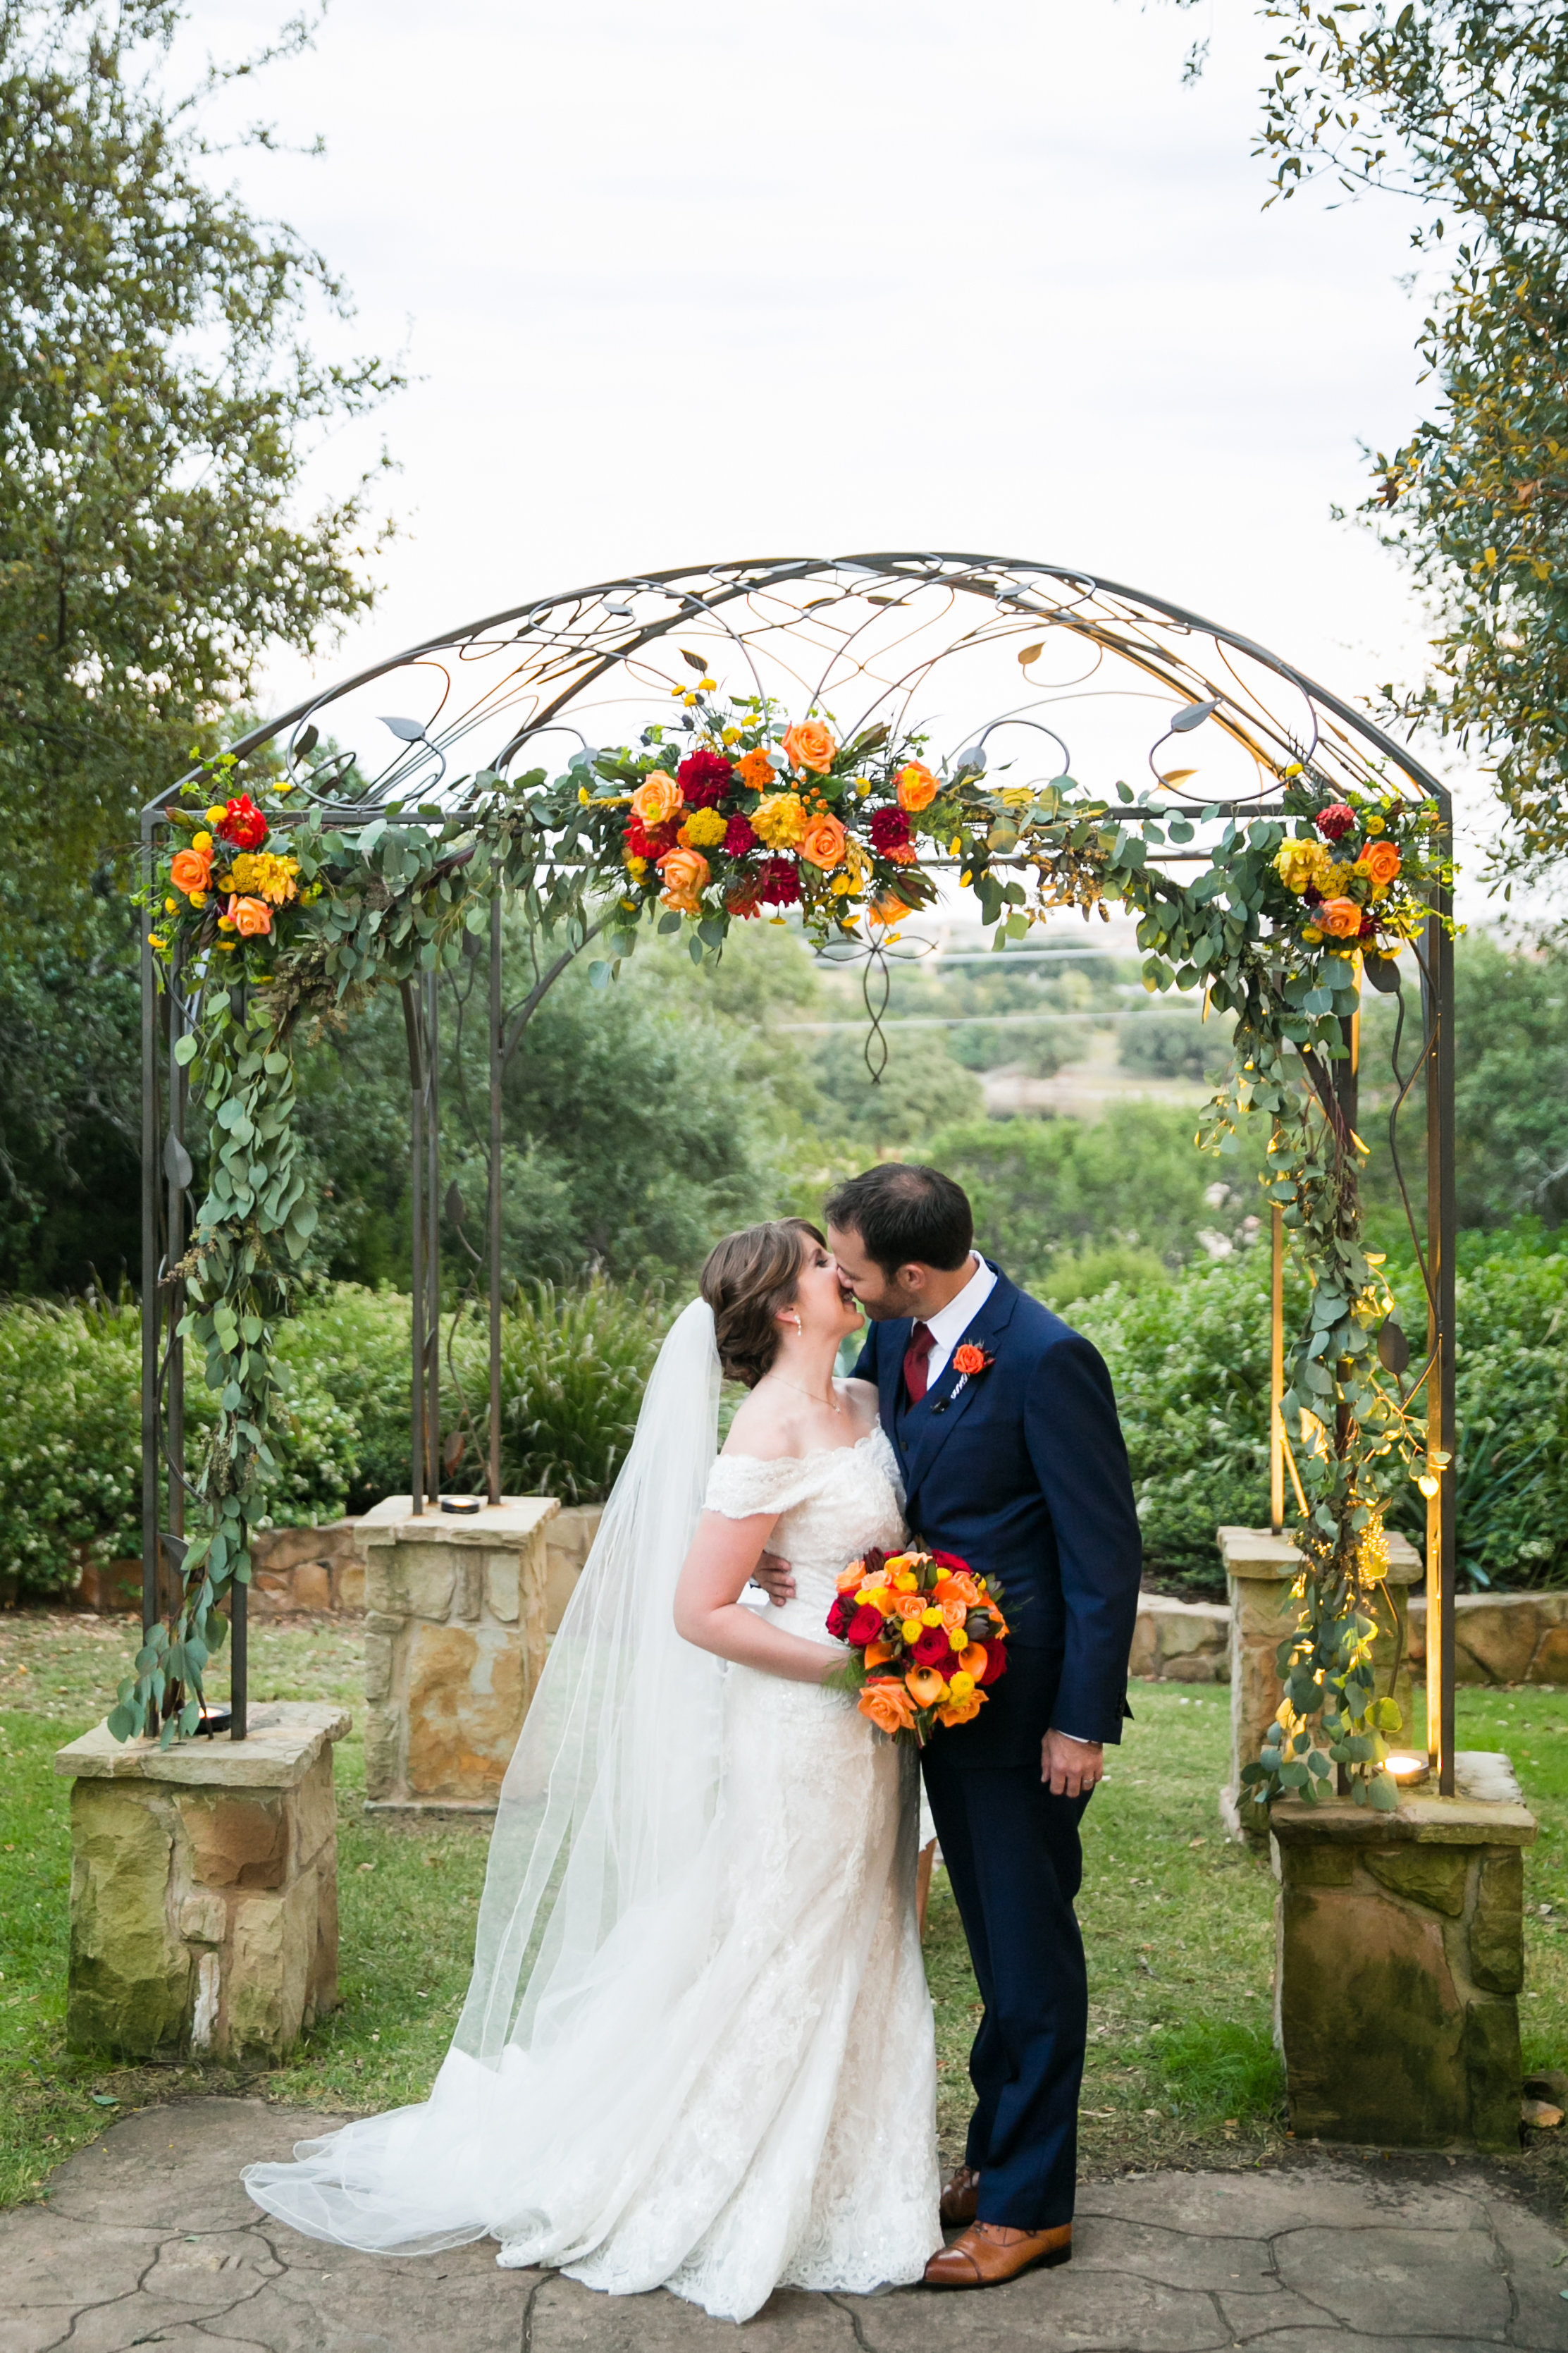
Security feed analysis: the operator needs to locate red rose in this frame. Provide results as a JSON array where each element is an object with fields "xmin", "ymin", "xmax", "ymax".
[
  {"xmin": 979, "ymin": 1641, "xmax": 1008, "ymax": 1685},
  {"xmin": 846, "ymin": 1602, "xmax": 887, "ymax": 1647},
  {"xmin": 1316, "ymin": 802, "xmax": 1356, "ymax": 842},
  {"xmin": 913, "ymin": 1622, "xmax": 955, "ymax": 1669},
  {"xmin": 626, "ymin": 816, "xmax": 679, "ymax": 861},
  {"xmin": 677, "ymin": 749, "xmax": 734, "ymax": 809},
  {"xmin": 928, "ymin": 1549, "xmax": 972, "ymax": 1576},
  {"xmin": 723, "ymin": 813, "xmax": 758, "ymax": 856},
  {"xmin": 217, "ymin": 794, "xmax": 268, "ymax": 851},
  {"xmin": 826, "ymin": 1593, "xmax": 857, "ymax": 1640},
  {"xmin": 759, "ymin": 856, "xmax": 801, "ymax": 907},
  {"xmin": 870, "ymin": 805, "xmax": 910, "ymax": 853}
]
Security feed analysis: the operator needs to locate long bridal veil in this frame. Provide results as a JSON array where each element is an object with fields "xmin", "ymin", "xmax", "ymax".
[{"xmin": 244, "ymin": 1297, "xmax": 726, "ymax": 2254}]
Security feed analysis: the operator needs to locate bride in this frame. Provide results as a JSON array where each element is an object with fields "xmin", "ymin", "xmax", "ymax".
[{"xmin": 244, "ymin": 1218, "xmax": 941, "ymax": 2319}]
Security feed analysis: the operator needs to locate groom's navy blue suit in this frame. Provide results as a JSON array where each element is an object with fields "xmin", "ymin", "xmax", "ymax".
[{"xmin": 851, "ymin": 1262, "xmax": 1141, "ymax": 2232}]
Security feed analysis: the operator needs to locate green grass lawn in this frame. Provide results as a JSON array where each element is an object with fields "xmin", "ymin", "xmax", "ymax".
[{"xmin": 2, "ymin": 1611, "xmax": 1566, "ymax": 2209}]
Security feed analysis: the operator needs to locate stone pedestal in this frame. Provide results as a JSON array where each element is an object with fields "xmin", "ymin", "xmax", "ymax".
[
  {"xmin": 55, "ymin": 1701, "xmax": 347, "ymax": 2063},
  {"xmin": 1272, "ymin": 1772, "xmax": 1536, "ymax": 2151},
  {"xmin": 1218, "ymin": 1524, "xmax": 1424, "ymax": 1843},
  {"xmin": 544, "ymin": 1503, "xmax": 605, "ymax": 1633},
  {"xmin": 359, "ymin": 1495, "xmax": 557, "ymax": 1814}
]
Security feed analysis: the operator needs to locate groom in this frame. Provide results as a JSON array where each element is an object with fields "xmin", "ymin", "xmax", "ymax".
[{"xmin": 759, "ymin": 1163, "xmax": 1142, "ymax": 2289}]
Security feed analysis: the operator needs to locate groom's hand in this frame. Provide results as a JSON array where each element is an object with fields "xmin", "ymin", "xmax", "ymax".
[
  {"xmin": 1042, "ymin": 1729, "xmax": 1104, "ymax": 1798},
  {"xmin": 752, "ymin": 1552, "xmax": 797, "ymax": 1608}
]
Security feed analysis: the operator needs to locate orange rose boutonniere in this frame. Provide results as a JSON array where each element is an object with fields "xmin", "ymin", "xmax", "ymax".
[{"xmin": 933, "ymin": 1340, "xmax": 994, "ymax": 1413}]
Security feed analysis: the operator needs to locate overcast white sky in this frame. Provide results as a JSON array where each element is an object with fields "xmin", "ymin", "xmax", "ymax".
[{"xmin": 183, "ymin": 0, "xmax": 1529, "ymax": 916}]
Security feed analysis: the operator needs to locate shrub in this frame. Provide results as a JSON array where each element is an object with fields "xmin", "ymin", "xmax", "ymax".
[{"xmin": 488, "ymin": 1277, "xmax": 672, "ymax": 1503}]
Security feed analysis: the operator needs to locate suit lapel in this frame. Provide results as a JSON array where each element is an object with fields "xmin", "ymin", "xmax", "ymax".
[
  {"xmin": 878, "ymin": 1315, "xmax": 913, "ymax": 1480},
  {"xmin": 901, "ymin": 1272, "xmax": 1019, "ymax": 1501}
]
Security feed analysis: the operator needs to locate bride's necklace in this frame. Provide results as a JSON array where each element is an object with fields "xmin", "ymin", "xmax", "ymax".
[{"xmin": 766, "ymin": 1372, "xmax": 842, "ymax": 1415}]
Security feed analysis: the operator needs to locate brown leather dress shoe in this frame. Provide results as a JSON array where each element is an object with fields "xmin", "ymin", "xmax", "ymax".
[
  {"xmin": 939, "ymin": 2166, "xmax": 980, "ymax": 2226},
  {"xmin": 924, "ymin": 2220, "xmax": 1073, "ymax": 2288}
]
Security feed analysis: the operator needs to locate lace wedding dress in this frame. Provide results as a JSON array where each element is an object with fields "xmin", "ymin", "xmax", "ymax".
[{"xmin": 244, "ymin": 1305, "xmax": 939, "ymax": 2323}]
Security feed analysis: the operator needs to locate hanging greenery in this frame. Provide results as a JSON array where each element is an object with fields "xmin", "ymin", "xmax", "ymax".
[{"xmin": 125, "ymin": 689, "xmax": 1452, "ymax": 1810}]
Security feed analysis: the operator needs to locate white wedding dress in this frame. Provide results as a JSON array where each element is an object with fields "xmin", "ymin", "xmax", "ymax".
[{"xmin": 244, "ymin": 1304, "xmax": 940, "ymax": 2323}]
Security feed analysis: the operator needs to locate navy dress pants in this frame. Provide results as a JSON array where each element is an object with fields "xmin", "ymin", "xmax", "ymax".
[{"xmin": 921, "ymin": 1750, "xmax": 1092, "ymax": 2231}]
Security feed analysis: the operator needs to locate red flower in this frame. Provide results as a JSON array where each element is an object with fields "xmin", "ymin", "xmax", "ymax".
[
  {"xmin": 913, "ymin": 1622, "xmax": 956, "ymax": 1670},
  {"xmin": 826, "ymin": 1593, "xmax": 858, "ymax": 1640},
  {"xmin": 952, "ymin": 1343, "xmax": 992, "ymax": 1379},
  {"xmin": 759, "ymin": 856, "xmax": 801, "ymax": 907},
  {"xmin": 979, "ymin": 1641, "xmax": 1008, "ymax": 1686},
  {"xmin": 626, "ymin": 816, "xmax": 679, "ymax": 861},
  {"xmin": 217, "ymin": 794, "xmax": 268, "ymax": 851},
  {"xmin": 928, "ymin": 1549, "xmax": 972, "ymax": 1576},
  {"xmin": 870, "ymin": 804, "xmax": 910, "ymax": 853},
  {"xmin": 860, "ymin": 1547, "xmax": 888, "ymax": 1583},
  {"xmin": 846, "ymin": 1601, "xmax": 887, "ymax": 1647},
  {"xmin": 1302, "ymin": 883, "xmax": 1323, "ymax": 906},
  {"xmin": 677, "ymin": 749, "xmax": 734, "ymax": 809},
  {"xmin": 1316, "ymin": 802, "xmax": 1356, "ymax": 842},
  {"xmin": 1357, "ymin": 909, "xmax": 1379, "ymax": 939},
  {"xmin": 723, "ymin": 813, "xmax": 758, "ymax": 856}
]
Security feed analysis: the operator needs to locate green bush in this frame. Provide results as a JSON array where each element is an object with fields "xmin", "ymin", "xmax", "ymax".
[{"xmin": 488, "ymin": 1277, "xmax": 673, "ymax": 1504}]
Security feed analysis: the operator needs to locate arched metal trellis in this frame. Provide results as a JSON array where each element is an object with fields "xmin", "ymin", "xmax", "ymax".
[{"xmin": 140, "ymin": 552, "xmax": 1457, "ymax": 1784}]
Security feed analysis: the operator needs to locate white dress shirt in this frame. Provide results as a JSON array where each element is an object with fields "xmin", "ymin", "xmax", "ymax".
[
  {"xmin": 914, "ymin": 1255, "xmax": 1097, "ymax": 1750},
  {"xmin": 918, "ymin": 1254, "xmax": 997, "ymax": 1387}
]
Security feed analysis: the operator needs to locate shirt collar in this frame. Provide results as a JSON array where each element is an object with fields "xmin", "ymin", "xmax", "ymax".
[{"xmin": 921, "ymin": 1254, "xmax": 997, "ymax": 1349}]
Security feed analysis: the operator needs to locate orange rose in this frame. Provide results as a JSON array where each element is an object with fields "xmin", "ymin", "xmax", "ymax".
[
  {"xmin": 782, "ymin": 718, "xmax": 837, "ymax": 774},
  {"xmin": 958, "ymin": 1642, "xmax": 989, "ymax": 1679},
  {"xmin": 894, "ymin": 1593, "xmax": 927, "ymax": 1621},
  {"xmin": 1318, "ymin": 896, "xmax": 1362, "ymax": 939},
  {"xmin": 171, "ymin": 846, "xmax": 212, "ymax": 897},
  {"xmin": 1362, "ymin": 839, "xmax": 1402, "ymax": 887},
  {"xmin": 658, "ymin": 846, "xmax": 710, "ymax": 914},
  {"xmin": 937, "ymin": 1692, "xmax": 986, "ymax": 1728},
  {"xmin": 952, "ymin": 1343, "xmax": 987, "ymax": 1377},
  {"xmin": 801, "ymin": 813, "xmax": 847, "ymax": 870},
  {"xmin": 859, "ymin": 1681, "xmax": 918, "ymax": 1737},
  {"xmin": 934, "ymin": 1572, "xmax": 982, "ymax": 1609},
  {"xmin": 735, "ymin": 748, "xmax": 776, "ymax": 791},
  {"xmin": 937, "ymin": 1597, "xmax": 968, "ymax": 1633},
  {"xmin": 836, "ymin": 1562, "xmax": 867, "ymax": 1595},
  {"xmin": 896, "ymin": 761, "xmax": 939, "ymax": 812},
  {"xmin": 631, "ymin": 772, "xmax": 684, "ymax": 826},
  {"xmin": 228, "ymin": 895, "xmax": 272, "ymax": 938},
  {"xmin": 904, "ymin": 1665, "xmax": 947, "ymax": 1709}
]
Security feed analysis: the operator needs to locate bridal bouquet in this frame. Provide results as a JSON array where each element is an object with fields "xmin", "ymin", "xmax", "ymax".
[{"xmin": 826, "ymin": 1547, "xmax": 1008, "ymax": 1746}]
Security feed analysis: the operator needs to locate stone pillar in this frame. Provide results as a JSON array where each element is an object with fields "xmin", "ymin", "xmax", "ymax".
[
  {"xmin": 543, "ymin": 1502, "xmax": 605, "ymax": 1633},
  {"xmin": 359, "ymin": 1495, "xmax": 557, "ymax": 1814},
  {"xmin": 1272, "ymin": 1774, "xmax": 1536, "ymax": 2151},
  {"xmin": 1218, "ymin": 1523, "xmax": 1424, "ymax": 1843},
  {"xmin": 55, "ymin": 1701, "xmax": 347, "ymax": 2064}
]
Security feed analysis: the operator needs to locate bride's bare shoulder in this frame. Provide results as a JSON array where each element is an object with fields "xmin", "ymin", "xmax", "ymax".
[{"xmin": 720, "ymin": 1385, "xmax": 808, "ymax": 1462}]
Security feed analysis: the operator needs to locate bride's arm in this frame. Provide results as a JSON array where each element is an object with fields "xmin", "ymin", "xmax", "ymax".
[{"xmin": 673, "ymin": 1510, "xmax": 844, "ymax": 1684}]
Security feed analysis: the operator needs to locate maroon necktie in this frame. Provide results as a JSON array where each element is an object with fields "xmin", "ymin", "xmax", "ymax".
[{"xmin": 903, "ymin": 1321, "xmax": 935, "ymax": 1405}]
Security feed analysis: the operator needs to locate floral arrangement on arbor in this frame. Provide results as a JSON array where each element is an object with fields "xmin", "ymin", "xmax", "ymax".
[{"xmin": 569, "ymin": 679, "xmax": 992, "ymax": 945}]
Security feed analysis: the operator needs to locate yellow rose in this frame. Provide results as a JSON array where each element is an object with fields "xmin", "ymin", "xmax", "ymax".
[
  {"xmin": 679, "ymin": 806, "xmax": 727, "ymax": 849},
  {"xmin": 1363, "ymin": 812, "xmax": 1386, "ymax": 835},
  {"xmin": 752, "ymin": 791, "xmax": 806, "ymax": 849}
]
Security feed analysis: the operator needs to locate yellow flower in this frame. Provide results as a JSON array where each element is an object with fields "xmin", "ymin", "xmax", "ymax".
[
  {"xmin": 579, "ymin": 785, "xmax": 591, "ymax": 804},
  {"xmin": 1302, "ymin": 925, "xmax": 1323, "ymax": 943},
  {"xmin": 216, "ymin": 939, "xmax": 238, "ymax": 952},
  {"xmin": 189, "ymin": 888, "xmax": 207, "ymax": 909},
  {"xmin": 147, "ymin": 933, "xmax": 168, "ymax": 952},
  {"xmin": 752, "ymin": 791, "xmax": 807, "ymax": 849},
  {"xmin": 698, "ymin": 676, "xmax": 717, "ymax": 691},
  {"xmin": 165, "ymin": 896, "xmax": 178, "ymax": 912},
  {"xmin": 1274, "ymin": 840, "xmax": 1328, "ymax": 895},
  {"xmin": 624, "ymin": 853, "xmax": 649, "ymax": 880},
  {"xmin": 721, "ymin": 727, "xmax": 741, "ymax": 745},
  {"xmin": 1363, "ymin": 812, "xmax": 1386, "ymax": 835},
  {"xmin": 204, "ymin": 804, "xmax": 226, "ymax": 826},
  {"xmin": 192, "ymin": 830, "xmax": 214, "ymax": 854},
  {"xmin": 829, "ymin": 872, "xmax": 856, "ymax": 896},
  {"xmin": 679, "ymin": 806, "xmax": 727, "ymax": 849},
  {"xmin": 227, "ymin": 850, "xmax": 300, "ymax": 906}
]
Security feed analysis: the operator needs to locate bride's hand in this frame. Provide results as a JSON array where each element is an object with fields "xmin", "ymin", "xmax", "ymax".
[{"xmin": 752, "ymin": 1551, "xmax": 797, "ymax": 1608}]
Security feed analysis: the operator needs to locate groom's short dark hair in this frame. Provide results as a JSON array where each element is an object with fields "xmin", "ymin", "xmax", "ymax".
[{"xmin": 825, "ymin": 1165, "xmax": 973, "ymax": 1274}]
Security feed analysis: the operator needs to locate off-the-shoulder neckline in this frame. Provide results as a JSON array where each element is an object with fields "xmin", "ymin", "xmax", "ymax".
[{"xmin": 715, "ymin": 1426, "xmax": 886, "ymax": 1470}]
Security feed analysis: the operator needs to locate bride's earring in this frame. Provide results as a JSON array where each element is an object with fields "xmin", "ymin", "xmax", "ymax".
[{"xmin": 786, "ymin": 1313, "xmax": 803, "ymax": 1335}]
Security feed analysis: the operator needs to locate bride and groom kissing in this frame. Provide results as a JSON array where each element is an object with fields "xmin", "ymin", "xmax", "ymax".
[{"xmin": 246, "ymin": 1162, "xmax": 1144, "ymax": 2321}]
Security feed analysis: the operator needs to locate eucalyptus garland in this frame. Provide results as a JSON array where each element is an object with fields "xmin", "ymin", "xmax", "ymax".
[{"xmin": 125, "ymin": 718, "xmax": 1452, "ymax": 1809}]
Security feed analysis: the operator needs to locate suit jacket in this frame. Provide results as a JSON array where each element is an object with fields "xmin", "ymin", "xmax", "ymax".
[{"xmin": 852, "ymin": 1265, "xmax": 1142, "ymax": 1750}]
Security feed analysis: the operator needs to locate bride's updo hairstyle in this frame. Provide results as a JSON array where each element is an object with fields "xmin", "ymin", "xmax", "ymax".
[{"xmin": 700, "ymin": 1218, "xmax": 826, "ymax": 1388}]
